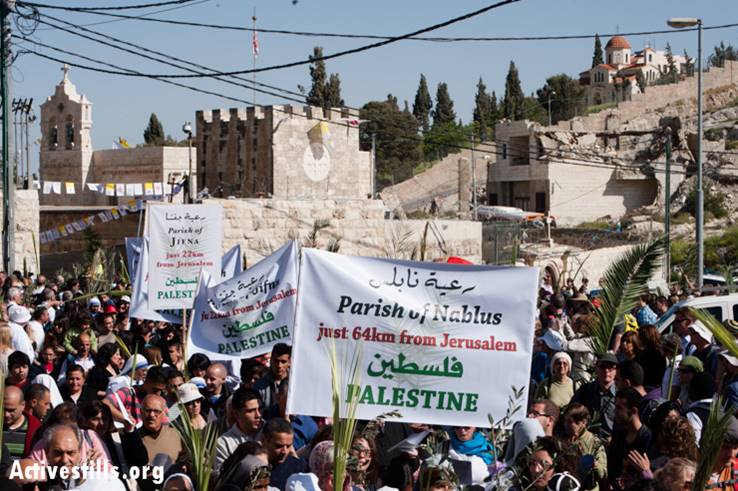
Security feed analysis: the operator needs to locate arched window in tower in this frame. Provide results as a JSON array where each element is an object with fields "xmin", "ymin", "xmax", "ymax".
[
  {"xmin": 48, "ymin": 117, "xmax": 58, "ymax": 150},
  {"xmin": 65, "ymin": 115, "xmax": 75, "ymax": 149}
]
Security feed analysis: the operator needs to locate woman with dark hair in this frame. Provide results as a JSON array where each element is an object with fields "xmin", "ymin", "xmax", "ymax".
[
  {"xmin": 636, "ymin": 325, "xmax": 667, "ymax": 391},
  {"xmin": 59, "ymin": 363, "xmax": 97, "ymax": 406},
  {"xmin": 78, "ymin": 400, "xmax": 149, "ymax": 478},
  {"xmin": 618, "ymin": 331, "xmax": 640, "ymax": 362},
  {"xmin": 649, "ymin": 416, "xmax": 698, "ymax": 470},
  {"xmin": 350, "ymin": 434, "xmax": 381, "ymax": 491},
  {"xmin": 86, "ymin": 342, "xmax": 124, "ymax": 398},
  {"xmin": 187, "ymin": 353, "xmax": 211, "ymax": 379}
]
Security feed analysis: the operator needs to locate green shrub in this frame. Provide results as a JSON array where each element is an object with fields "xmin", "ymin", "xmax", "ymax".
[
  {"xmin": 576, "ymin": 220, "xmax": 612, "ymax": 230},
  {"xmin": 670, "ymin": 239, "xmax": 692, "ymax": 267},
  {"xmin": 671, "ymin": 212, "xmax": 693, "ymax": 225},
  {"xmin": 681, "ymin": 183, "xmax": 728, "ymax": 219},
  {"xmin": 727, "ymin": 140, "xmax": 738, "ymax": 151}
]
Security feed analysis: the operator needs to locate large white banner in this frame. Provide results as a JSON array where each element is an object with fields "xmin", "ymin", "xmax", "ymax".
[
  {"xmin": 148, "ymin": 203, "xmax": 222, "ymax": 309},
  {"xmin": 287, "ymin": 250, "xmax": 538, "ymax": 428},
  {"xmin": 130, "ymin": 238, "xmax": 182, "ymax": 324},
  {"xmin": 221, "ymin": 244, "xmax": 243, "ymax": 280},
  {"xmin": 188, "ymin": 241, "xmax": 299, "ymax": 359}
]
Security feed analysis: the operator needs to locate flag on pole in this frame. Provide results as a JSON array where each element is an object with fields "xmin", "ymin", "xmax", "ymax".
[{"xmin": 252, "ymin": 30, "xmax": 259, "ymax": 58}]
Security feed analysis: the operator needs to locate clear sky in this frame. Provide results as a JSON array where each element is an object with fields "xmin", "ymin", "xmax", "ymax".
[{"xmin": 13, "ymin": 0, "xmax": 738, "ymax": 172}]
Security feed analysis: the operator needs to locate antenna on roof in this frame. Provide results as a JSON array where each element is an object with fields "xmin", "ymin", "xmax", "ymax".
[{"xmin": 615, "ymin": 24, "xmax": 619, "ymax": 34}]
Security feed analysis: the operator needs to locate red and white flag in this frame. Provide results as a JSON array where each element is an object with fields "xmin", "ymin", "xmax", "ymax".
[
  {"xmin": 252, "ymin": 30, "xmax": 259, "ymax": 58},
  {"xmin": 341, "ymin": 118, "xmax": 367, "ymax": 127}
]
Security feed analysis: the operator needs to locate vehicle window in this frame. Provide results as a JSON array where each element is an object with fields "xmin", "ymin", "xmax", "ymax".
[
  {"xmin": 706, "ymin": 306, "xmax": 723, "ymax": 322},
  {"xmin": 733, "ymin": 304, "xmax": 738, "ymax": 321}
]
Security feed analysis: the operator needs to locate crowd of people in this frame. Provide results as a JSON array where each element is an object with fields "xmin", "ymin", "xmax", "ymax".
[{"xmin": 0, "ymin": 268, "xmax": 736, "ymax": 491}]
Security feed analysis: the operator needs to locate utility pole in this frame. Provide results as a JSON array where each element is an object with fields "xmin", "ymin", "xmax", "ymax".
[
  {"xmin": 470, "ymin": 135, "xmax": 477, "ymax": 220},
  {"xmin": 1, "ymin": 0, "xmax": 14, "ymax": 273},
  {"xmin": 696, "ymin": 20, "xmax": 704, "ymax": 290},
  {"xmin": 547, "ymin": 90, "xmax": 556, "ymax": 127},
  {"xmin": 664, "ymin": 127, "xmax": 672, "ymax": 282},
  {"xmin": 370, "ymin": 133, "xmax": 376, "ymax": 198},
  {"xmin": 24, "ymin": 99, "xmax": 32, "ymax": 189}
]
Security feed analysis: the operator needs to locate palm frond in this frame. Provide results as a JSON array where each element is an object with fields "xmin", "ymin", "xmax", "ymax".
[
  {"xmin": 588, "ymin": 237, "xmax": 665, "ymax": 356},
  {"xmin": 689, "ymin": 307, "xmax": 738, "ymax": 357},
  {"xmin": 692, "ymin": 398, "xmax": 734, "ymax": 491},
  {"xmin": 329, "ymin": 339, "xmax": 362, "ymax": 491},
  {"xmin": 173, "ymin": 400, "xmax": 219, "ymax": 491}
]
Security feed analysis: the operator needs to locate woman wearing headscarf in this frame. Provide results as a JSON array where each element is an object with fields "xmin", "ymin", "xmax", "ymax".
[{"xmin": 535, "ymin": 352, "xmax": 575, "ymax": 408}]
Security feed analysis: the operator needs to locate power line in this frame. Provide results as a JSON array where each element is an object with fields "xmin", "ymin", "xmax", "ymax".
[
  {"xmin": 27, "ymin": 0, "xmax": 523, "ymax": 78},
  {"xmin": 18, "ymin": 0, "xmax": 200, "ymax": 12},
  {"xmin": 27, "ymin": 5, "xmax": 738, "ymax": 43},
  {"xmin": 34, "ymin": 0, "xmax": 212, "ymax": 30}
]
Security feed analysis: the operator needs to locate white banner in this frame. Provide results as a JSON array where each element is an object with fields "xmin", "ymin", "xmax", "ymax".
[
  {"xmin": 188, "ymin": 241, "xmax": 298, "ymax": 359},
  {"xmin": 148, "ymin": 203, "xmax": 223, "ymax": 309},
  {"xmin": 129, "ymin": 238, "xmax": 182, "ymax": 324},
  {"xmin": 287, "ymin": 250, "xmax": 538, "ymax": 428},
  {"xmin": 221, "ymin": 244, "xmax": 243, "ymax": 280},
  {"xmin": 125, "ymin": 237, "xmax": 142, "ymax": 283}
]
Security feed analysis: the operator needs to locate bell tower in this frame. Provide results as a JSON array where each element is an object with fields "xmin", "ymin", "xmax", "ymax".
[{"xmin": 39, "ymin": 65, "xmax": 94, "ymax": 204}]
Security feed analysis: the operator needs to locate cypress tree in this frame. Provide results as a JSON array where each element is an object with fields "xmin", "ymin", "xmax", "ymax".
[
  {"xmin": 592, "ymin": 34, "xmax": 604, "ymax": 67},
  {"xmin": 143, "ymin": 113, "xmax": 165, "ymax": 146},
  {"xmin": 307, "ymin": 46, "xmax": 327, "ymax": 107},
  {"xmin": 432, "ymin": 82, "xmax": 456, "ymax": 127},
  {"xmin": 503, "ymin": 61, "xmax": 525, "ymax": 120},
  {"xmin": 412, "ymin": 74, "xmax": 433, "ymax": 132},
  {"xmin": 324, "ymin": 73, "xmax": 344, "ymax": 108},
  {"xmin": 473, "ymin": 77, "xmax": 492, "ymax": 141}
]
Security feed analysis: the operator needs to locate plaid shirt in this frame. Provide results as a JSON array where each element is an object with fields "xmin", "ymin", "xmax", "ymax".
[{"xmin": 106, "ymin": 385, "xmax": 169, "ymax": 425}]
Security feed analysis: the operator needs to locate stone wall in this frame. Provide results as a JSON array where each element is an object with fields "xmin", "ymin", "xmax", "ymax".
[
  {"xmin": 215, "ymin": 198, "xmax": 482, "ymax": 265},
  {"xmin": 8, "ymin": 190, "xmax": 40, "ymax": 272},
  {"xmin": 558, "ymin": 61, "xmax": 738, "ymax": 132},
  {"xmin": 197, "ymin": 105, "xmax": 371, "ymax": 200}
]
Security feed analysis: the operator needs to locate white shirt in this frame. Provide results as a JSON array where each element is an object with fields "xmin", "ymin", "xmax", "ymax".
[
  {"xmin": 686, "ymin": 398, "xmax": 713, "ymax": 445},
  {"xmin": 27, "ymin": 320, "xmax": 45, "ymax": 352},
  {"xmin": 59, "ymin": 355, "xmax": 96, "ymax": 382},
  {"xmin": 9, "ymin": 321, "xmax": 35, "ymax": 362}
]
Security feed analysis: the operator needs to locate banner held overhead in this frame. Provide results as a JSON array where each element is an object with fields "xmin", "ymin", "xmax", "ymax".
[
  {"xmin": 287, "ymin": 249, "xmax": 538, "ymax": 428},
  {"xmin": 147, "ymin": 203, "xmax": 223, "ymax": 309},
  {"xmin": 188, "ymin": 241, "xmax": 299, "ymax": 359}
]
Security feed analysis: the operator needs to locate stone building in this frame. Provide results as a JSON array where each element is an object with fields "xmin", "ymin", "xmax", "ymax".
[
  {"xmin": 39, "ymin": 65, "xmax": 192, "ymax": 209},
  {"xmin": 195, "ymin": 105, "xmax": 371, "ymax": 199},
  {"xmin": 580, "ymin": 35, "xmax": 687, "ymax": 106}
]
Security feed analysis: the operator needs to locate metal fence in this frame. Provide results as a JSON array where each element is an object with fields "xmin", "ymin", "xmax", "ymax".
[{"xmin": 482, "ymin": 222, "xmax": 522, "ymax": 265}]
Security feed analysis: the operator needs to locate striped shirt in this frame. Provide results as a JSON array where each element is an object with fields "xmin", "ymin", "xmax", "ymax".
[{"xmin": 4, "ymin": 418, "xmax": 28, "ymax": 459}]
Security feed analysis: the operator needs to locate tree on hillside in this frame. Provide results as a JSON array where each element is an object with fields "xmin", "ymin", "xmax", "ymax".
[
  {"xmin": 535, "ymin": 74, "xmax": 585, "ymax": 125},
  {"xmin": 473, "ymin": 77, "xmax": 493, "ymax": 141},
  {"xmin": 143, "ymin": 113, "xmax": 165, "ymax": 146},
  {"xmin": 523, "ymin": 95, "xmax": 547, "ymax": 125},
  {"xmin": 307, "ymin": 47, "xmax": 328, "ymax": 108},
  {"xmin": 708, "ymin": 41, "xmax": 738, "ymax": 68},
  {"xmin": 359, "ymin": 97, "xmax": 422, "ymax": 189},
  {"xmin": 636, "ymin": 70, "xmax": 647, "ymax": 94},
  {"xmin": 503, "ymin": 61, "xmax": 525, "ymax": 120},
  {"xmin": 324, "ymin": 73, "xmax": 344, "ymax": 107},
  {"xmin": 432, "ymin": 82, "xmax": 456, "ymax": 127},
  {"xmin": 412, "ymin": 74, "xmax": 433, "ymax": 132},
  {"xmin": 592, "ymin": 34, "xmax": 604, "ymax": 67},
  {"xmin": 487, "ymin": 91, "xmax": 499, "ymax": 133},
  {"xmin": 660, "ymin": 43, "xmax": 678, "ymax": 84},
  {"xmin": 683, "ymin": 49, "xmax": 695, "ymax": 77}
]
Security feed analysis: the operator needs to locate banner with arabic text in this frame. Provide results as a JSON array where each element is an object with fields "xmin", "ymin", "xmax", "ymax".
[
  {"xmin": 287, "ymin": 249, "xmax": 538, "ymax": 428},
  {"xmin": 188, "ymin": 241, "xmax": 298, "ymax": 359},
  {"xmin": 147, "ymin": 203, "xmax": 222, "ymax": 309},
  {"xmin": 130, "ymin": 238, "xmax": 182, "ymax": 324}
]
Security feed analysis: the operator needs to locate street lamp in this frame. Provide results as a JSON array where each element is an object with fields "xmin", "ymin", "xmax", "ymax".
[
  {"xmin": 182, "ymin": 121, "xmax": 193, "ymax": 204},
  {"xmin": 547, "ymin": 90, "xmax": 556, "ymax": 127},
  {"xmin": 667, "ymin": 17, "xmax": 703, "ymax": 290}
]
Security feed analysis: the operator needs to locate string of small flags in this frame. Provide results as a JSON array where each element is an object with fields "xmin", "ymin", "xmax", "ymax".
[
  {"xmin": 39, "ymin": 199, "xmax": 145, "ymax": 245},
  {"xmin": 35, "ymin": 180, "xmax": 170, "ymax": 197}
]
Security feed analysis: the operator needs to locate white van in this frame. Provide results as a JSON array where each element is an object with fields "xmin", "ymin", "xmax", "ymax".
[{"xmin": 656, "ymin": 293, "xmax": 738, "ymax": 332}]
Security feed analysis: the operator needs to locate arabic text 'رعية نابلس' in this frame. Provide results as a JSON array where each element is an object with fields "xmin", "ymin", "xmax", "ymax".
[{"xmin": 368, "ymin": 266, "xmax": 476, "ymax": 296}]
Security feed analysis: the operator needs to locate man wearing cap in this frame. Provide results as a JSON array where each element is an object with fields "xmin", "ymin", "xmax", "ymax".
[
  {"xmin": 532, "ymin": 328, "xmax": 566, "ymax": 385},
  {"xmin": 572, "ymin": 353, "xmax": 618, "ymax": 439},
  {"xmin": 688, "ymin": 321, "xmax": 720, "ymax": 379},
  {"xmin": 676, "ymin": 356, "xmax": 703, "ymax": 406},
  {"xmin": 119, "ymin": 295, "xmax": 131, "ymax": 314}
]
